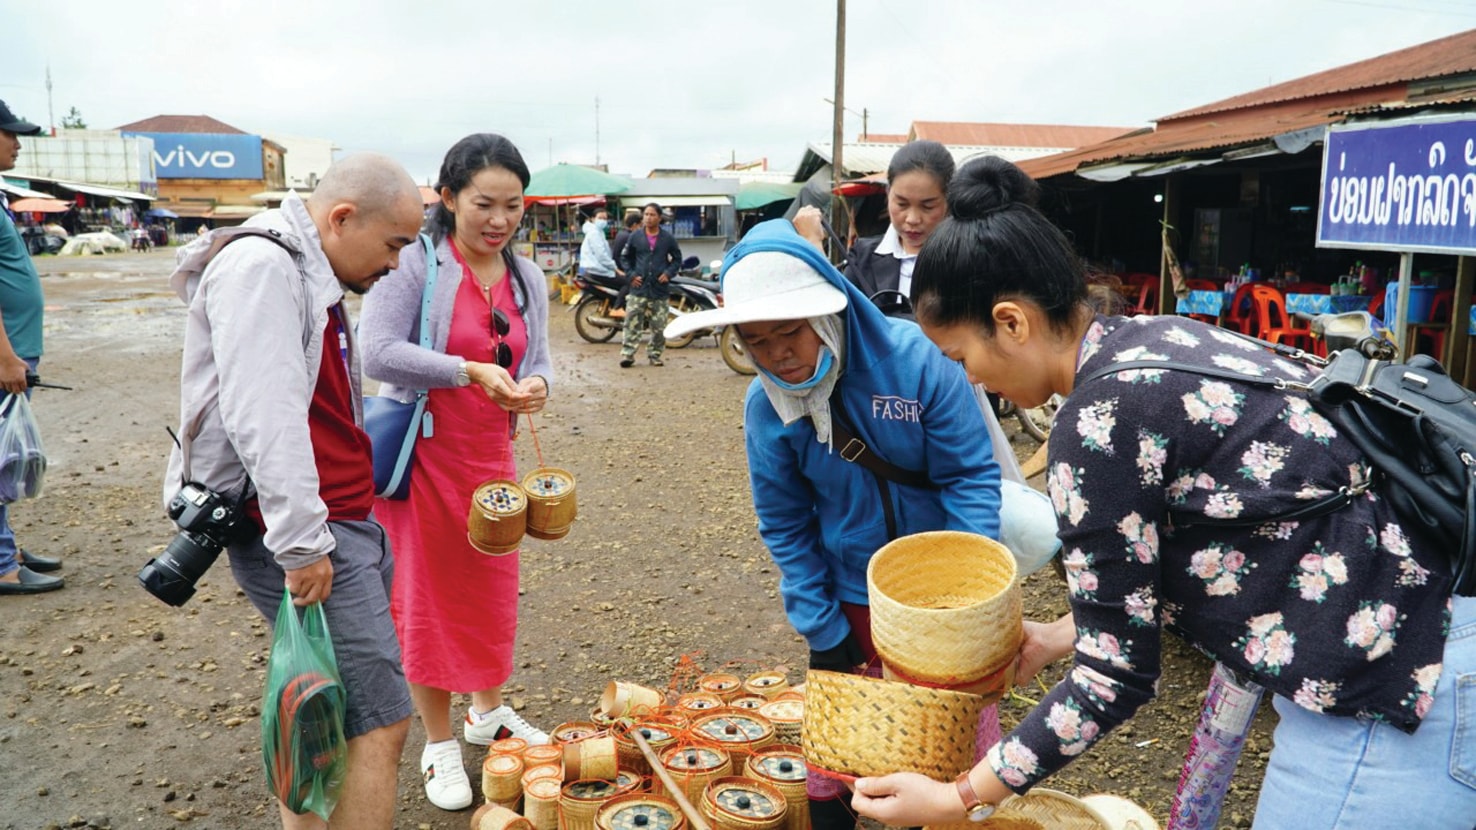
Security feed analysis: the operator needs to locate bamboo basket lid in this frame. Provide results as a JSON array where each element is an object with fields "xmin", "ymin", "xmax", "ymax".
[
  {"xmin": 698, "ymin": 673, "xmax": 744, "ymax": 700},
  {"xmin": 755, "ymin": 699, "xmax": 803, "ymax": 728},
  {"xmin": 729, "ymin": 695, "xmax": 767, "ymax": 710},
  {"xmin": 473, "ymin": 481, "xmax": 527, "ymax": 515},
  {"xmin": 677, "ymin": 692, "xmax": 725, "ymax": 712},
  {"xmin": 662, "ymin": 745, "xmax": 728, "ymax": 773},
  {"xmin": 552, "ymin": 721, "xmax": 606, "ymax": 745},
  {"xmin": 523, "ymin": 467, "xmax": 574, "ymax": 497},
  {"xmin": 691, "ymin": 711, "xmax": 775, "ymax": 751},
  {"xmin": 562, "ymin": 772, "xmax": 642, "ymax": 802},
  {"xmin": 704, "ymin": 777, "xmax": 788, "ymax": 820},
  {"xmin": 744, "ymin": 746, "xmax": 806, "ymax": 783},
  {"xmin": 596, "ymin": 793, "xmax": 686, "ymax": 830},
  {"xmin": 742, "ymin": 671, "xmax": 789, "ymax": 699}
]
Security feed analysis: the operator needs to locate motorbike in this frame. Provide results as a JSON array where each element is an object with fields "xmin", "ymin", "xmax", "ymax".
[{"xmin": 571, "ymin": 256, "xmax": 721, "ymax": 349}]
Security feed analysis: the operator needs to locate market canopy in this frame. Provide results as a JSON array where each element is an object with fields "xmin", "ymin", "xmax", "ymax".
[
  {"xmin": 525, "ymin": 164, "xmax": 630, "ymax": 200},
  {"xmin": 9, "ymin": 198, "xmax": 72, "ymax": 213},
  {"xmin": 734, "ymin": 181, "xmax": 804, "ymax": 211},
  {"xmin": 145, "ymin": 207, "xmax": 180, "ymax": 219}
]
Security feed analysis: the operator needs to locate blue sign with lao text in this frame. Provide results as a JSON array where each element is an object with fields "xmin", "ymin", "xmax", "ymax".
[
  {"xmin": 1317, "ymin": 115, "xmax": 1476, "ymax": 255},
  {"xmin": 122, "ymin": 132, "xmax": 264, "ymax": 180}
]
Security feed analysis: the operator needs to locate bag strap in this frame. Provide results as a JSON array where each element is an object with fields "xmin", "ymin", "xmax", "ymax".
[
  {"xmin": 416, "ymin": 233, "xmax": 437, "ymax": 352},
  {"xmin": 1075, "ymin": 354, "xmax": 1368, "ymax": 529},
  {"xmin": 826, "ymin": 386, "xmax": 936, "ymax": 491}
]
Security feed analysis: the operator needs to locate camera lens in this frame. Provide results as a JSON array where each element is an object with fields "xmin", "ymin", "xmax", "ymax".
[{"xmin": 137, "ymin": 530, "xmax": 224, "ymax": 607}]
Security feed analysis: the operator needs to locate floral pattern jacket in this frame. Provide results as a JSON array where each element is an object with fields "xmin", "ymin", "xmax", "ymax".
[{"xmin": 988, "ymin": 314, "xmax": 1454, "ymax": 793}]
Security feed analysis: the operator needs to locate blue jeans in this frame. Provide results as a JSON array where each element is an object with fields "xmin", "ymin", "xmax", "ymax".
[
  {"xmin": 1253, "ymin": 594, "xmax": 1476, "ymax": 828},
  {"xmin": 0, "ymin": 357, "xmax": 39, "ymax": 577}
]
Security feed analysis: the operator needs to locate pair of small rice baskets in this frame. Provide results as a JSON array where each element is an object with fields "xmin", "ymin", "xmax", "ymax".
[{"xmin": 468, "ymin": 466, "xmax": 577, "ymax": 554}]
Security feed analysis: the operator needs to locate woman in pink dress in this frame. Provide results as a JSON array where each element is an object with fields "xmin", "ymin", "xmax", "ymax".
[{"xmin": 359, "ymin": 133, "xmax": 554, "ymax": 812}]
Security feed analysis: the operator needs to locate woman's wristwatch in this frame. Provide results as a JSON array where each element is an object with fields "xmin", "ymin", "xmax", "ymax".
[
  {"xmin": 955, "ymin": 771, "xmax": 997, "ymax": 822},
  {"xmin": 454, "ymin": 361, "xmax": 471, "ymax": 387}
]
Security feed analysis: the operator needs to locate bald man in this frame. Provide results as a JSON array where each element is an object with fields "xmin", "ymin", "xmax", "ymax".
[{"xmin": 163, "ymin": 153, "xmax": 424, "ymax": 829}]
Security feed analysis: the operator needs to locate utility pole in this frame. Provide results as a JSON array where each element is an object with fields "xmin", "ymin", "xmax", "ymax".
[
  {"xmin": 595, "ymin": 96, "xmax": 601, "ymax": 167},
  {"xmin": 829, "ymin": 0, "xmax": 846, "ymax": 260},
  {"xmin": 45, "ymin": 65, "xmax": 54, "ymax": 135}
]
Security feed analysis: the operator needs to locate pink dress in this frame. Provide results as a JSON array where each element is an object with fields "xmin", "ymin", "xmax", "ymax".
[{"xmin": 378, "ymin": 260, "xmax": 529, "ymax": 692}]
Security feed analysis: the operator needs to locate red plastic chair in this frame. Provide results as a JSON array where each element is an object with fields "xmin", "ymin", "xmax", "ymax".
[
  {"xmin": 1224, "ymin": 283, "xmax": 1258, "ymax": 335},
  {"xmin": 1128, "ymin": 279, "xmax": 1158, "ymax": 316},
  {"xmin": 1248, "ymin": 284, "xmax": 1314, "ymax": 349}
]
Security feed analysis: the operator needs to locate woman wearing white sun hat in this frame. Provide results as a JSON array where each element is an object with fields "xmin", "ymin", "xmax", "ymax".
[{"xmin": 665, "ymin": 218, "xmax": 1006, "ymax": 830}]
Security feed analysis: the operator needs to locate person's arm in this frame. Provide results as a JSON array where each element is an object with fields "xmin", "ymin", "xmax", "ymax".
[
  {"xmin": 744, "ymin": 388, "xmax": 852, "ymax": 651},
  {"xmin": 918, "ymin": 354, "xmax": 1002, "ymax": 540},
  {"xmin": 203, "ymin": 243, "xmax": 336, "ymax": 575},
  {"xmin": 592, "ymin": 233, "xmax": 617, "ymax": 275},
  {"xmin": 660, "ymin": 235, "xmax": 681, "ymax": 281},
  {"xmin": 359, "ymin": 239, "xmax": 462, "ymax": 390},
  {"xmin": 0, "ymin": 307, "xmax": 28, "ymax": 394},
  {"xmin": 511, "ymin": 258, "xmax": 552, "ymax": 410}
]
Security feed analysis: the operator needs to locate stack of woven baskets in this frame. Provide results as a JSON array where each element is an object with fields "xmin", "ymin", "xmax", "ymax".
[{"xmin": 803, "ymin": 531, "xmax": 1022, "ymax": 782}]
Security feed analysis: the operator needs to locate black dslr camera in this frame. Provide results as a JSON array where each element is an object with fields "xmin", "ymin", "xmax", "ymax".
[{"xmin": 138, "ymin": 482, "xmax": 249, "ymax": 607}]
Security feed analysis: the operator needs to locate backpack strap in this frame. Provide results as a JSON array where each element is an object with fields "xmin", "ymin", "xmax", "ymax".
[{"xmin": 822, "ymin": 386, "xmax": 938, "ymax": 542}]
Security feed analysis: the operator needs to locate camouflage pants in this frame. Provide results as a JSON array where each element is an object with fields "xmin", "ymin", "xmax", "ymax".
[{"xmin": 620, "ymin": 295, "xmax": 669, "ymax": 360}]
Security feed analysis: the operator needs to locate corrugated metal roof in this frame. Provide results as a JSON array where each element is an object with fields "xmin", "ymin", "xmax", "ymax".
[
  {"xmin": 910, "ymin": 121, "xmax": 1138, "ymax": 149},
  {"xmin": 1161, "ymin": 28, "xmax": 1476, "ymax": 123},
  {"xmin": 1018, "ymin": 28, "xmax": 1476, "ymax": 182},
  {"xmin": 617, "ymin": 178, "xmax": 738, "ymax": 198},
  {"xmin": 115, "ymin": 114, "xmax": 250, "ymax": 134}
]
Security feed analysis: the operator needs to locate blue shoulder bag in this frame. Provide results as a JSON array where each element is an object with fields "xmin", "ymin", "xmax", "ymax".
[{"xmin": 363, "ymin": 234, "xmax": 437, "ymax": 500}]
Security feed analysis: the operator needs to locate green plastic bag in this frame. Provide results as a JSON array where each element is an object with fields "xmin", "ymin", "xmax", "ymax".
[{"xmin": 260, "ymin": 590, "xmax": 348, "ymax": 820}]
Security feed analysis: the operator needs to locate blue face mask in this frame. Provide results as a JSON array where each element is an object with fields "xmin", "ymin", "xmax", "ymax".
[
  {"xmin": 760, "ymin": 346, "xmax": 835, "ymax": 391},
  {"xmin": 595, "ymin": 219, "xmax": 609, "ymax": 231}
]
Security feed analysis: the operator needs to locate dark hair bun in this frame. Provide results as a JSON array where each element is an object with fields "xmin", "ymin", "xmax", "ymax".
[{"xmin": 949, "ymin": 155, "xmax": 1041, "ymax": 220}]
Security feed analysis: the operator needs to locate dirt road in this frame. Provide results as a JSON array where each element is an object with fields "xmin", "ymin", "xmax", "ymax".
[{"xmin": 0, "ymin": 250, "xmax": 1269, "ymax": 829}]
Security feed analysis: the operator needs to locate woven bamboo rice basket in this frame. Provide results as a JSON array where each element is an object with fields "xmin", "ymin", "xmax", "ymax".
[
  {"xmin": 742, "ymin": 671, "xmax": 789, "ymax": 700},
  {"xmin": 728, "ymin": 695, "xmax": 767, "ymax": 710},
  {"xmin": 468, "ymin": 480, "xmax": 528, "ymax": 555},
  {"xmin": 471, "ymin": 802, "xmax": 535, "ymax": 830},
  {"xmin": 523, "ymin": 467, "xmax": 576, "ymax": 541},
  {"xmin": 525, "ymin": 744, "xmax": 566, "ymax": 768},
  {"xmin": 484, "ymin": 752, "xmax": 526, "ymax": 804},
  {"xmin": 1079, "ymin": 794, "xmax": 1158, "ymax": 830},
  {"xmin": 523, "ymin": 776, "xmax": 563, "ymax": 830},
  {"xmin": 925, "ymin": 789, "xmax": 1114, "ymax": 830},
  {"xmin": 676, "ymin": 692, "xmax": 725, "ymax": 713},
  {"xmin": 700, "ymin": 776, "xmax": 787, "ymax": 830},
  {"xmin": 563, "ymin": 735, "xmax": 620, "ymax": 781},
  {"xmin": 755, "ymin": 699, "xmax": 803, "ymax": 746},
  {"xmin": 595, "ymin": 793, "xmax": 688, "ymax": 830},
  {"xmin": 613, "ymin": 720, "xmax": 681, "ymax": 775},
  {"xmin": 599, "ymin": 681, "xmax": 665, "ymax": 719},
  {"xmin": 690, "ymin": 710, "xmax": 775, "ymax": 768},
  {"xmin": 867, "ymin": 531, "xmax": 1022, "ymax": 687},
  {"xmin": 743, "ymin": 746, "xmax": 807, "ymax": 830},
  {"xmin": 698, "ymin": 673, "xmax": 744, "ymax": 702},
  {"xmin": 802, "ymin": 669, "xmax": 986, "ymax": 780},
  {"xmin": 560, "ymin": 775, "xmax": 642, "ymax": 830},
  {"xmin": 552, "ymin": 721, "xmax": 606, "ymax": 745},
  {"xmin": 523, "ymin": 763, "xmax": 563, "ymax": 792},
  {"xmin": 491, "ymin": 737, "xmax": 530, "ymax": 758},
  {"xmin": 657, "ymin": 745, "xmax": 731, "ymax": 807}
]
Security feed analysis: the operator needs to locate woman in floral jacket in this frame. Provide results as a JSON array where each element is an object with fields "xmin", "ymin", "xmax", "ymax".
[{"xmin": 849, "ymin": 155, "xmax": 1475, "ymax": 829}]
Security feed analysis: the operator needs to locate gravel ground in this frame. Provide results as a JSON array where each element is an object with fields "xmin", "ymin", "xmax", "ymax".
[{"xmin": 0, "ymin": 249, "xmax": 1274, "ymax": 830}]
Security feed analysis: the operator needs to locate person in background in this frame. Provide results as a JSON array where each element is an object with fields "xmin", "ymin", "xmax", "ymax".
[
  {"xmin": 617, "ymin": 202, "xmax": 681, "ymax": 368},
  {"xmin": 850, "ymin": 155, "xmax": 1475, "ymax": 829},
  {"xmin": 578, "ymin": 209, "xmax": 618, "ymax": 283},
  {"xmin": 0, "ymin": 99, "xmax": 62, "ymax": 595},
  {"xmin": 665, "ymin": 219, "xmax": 1003, "ymax": 830},
  {"xmin": 608, "ymin": 211, "xmax": 640, "ymax": 318},
  {"xmin": 166, "ymin": 153, "xmax": 425, "ymax": 829},
  {"xmin": 359, "ymin": 133, "xmax": 554, "ymax": 813}
]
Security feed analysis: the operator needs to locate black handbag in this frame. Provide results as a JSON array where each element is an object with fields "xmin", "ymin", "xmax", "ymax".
[
  {"xmin": 363, "ymin": 234, "xmax": 437, "ymax": 499},
  {"xmin": 1079, "ymin": 340, "xmax": 1476, "ymax": 596}
]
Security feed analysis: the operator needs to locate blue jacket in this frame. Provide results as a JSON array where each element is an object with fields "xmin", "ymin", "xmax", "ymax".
[{"xmin": 736, "ymin": 220, "xmax": 1002, "ymax": 652}]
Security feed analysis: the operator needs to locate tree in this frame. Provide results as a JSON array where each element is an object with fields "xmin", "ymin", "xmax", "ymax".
[{"xmin": 60, "ymin": 107, "xmax": 86, "ymax": 129}]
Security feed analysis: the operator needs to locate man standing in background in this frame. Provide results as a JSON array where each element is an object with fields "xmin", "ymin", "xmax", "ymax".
[{"xmin": 0, "ymin": 99, "xmax": 63, "ymax": 595}]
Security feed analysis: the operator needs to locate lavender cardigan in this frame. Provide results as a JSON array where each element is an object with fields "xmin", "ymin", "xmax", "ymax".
[{"xmin": 359, "ymin": 234, "xmax": 553, "ymax": 403}]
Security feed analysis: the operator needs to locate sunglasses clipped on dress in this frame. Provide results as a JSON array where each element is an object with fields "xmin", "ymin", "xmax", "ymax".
[{"xmin": 490, "ymin": 307, "xmax": 512, "ymax": 369}]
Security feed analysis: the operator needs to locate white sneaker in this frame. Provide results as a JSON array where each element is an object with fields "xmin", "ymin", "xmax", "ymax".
[
  {"xmin": 464, "ymin": 704, "xmax": 550, "ymax": 746},
  {"xmin": 420, "ymin": 741, "xmax": 473, "ymax": 811}
]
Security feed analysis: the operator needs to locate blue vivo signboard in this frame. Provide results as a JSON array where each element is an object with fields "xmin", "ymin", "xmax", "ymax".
[
  {"xmin": 122, "ymin": 132, "xmax": 264, "ymax": 180},
  {"xmin": 1317, "ymin": 114, "xmax": 1476, "ymax": 255}
]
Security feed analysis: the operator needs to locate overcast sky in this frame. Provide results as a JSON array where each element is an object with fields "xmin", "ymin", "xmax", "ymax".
[{"xmin": 2, "ymin": 0, "xmax": 1474, "ymax": 184}]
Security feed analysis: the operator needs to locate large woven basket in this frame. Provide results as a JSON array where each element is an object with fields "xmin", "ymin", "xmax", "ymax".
[
  {"xmin": 801, "ymin": 669, "xmax": 986, "ymax": 780},
  {"xmin": 925, "ymin": 789, "xmax": 1114, "ymax": 830},
  {"xmin": 867, "ymin": 531, "xmax": 1022, "ymax": 686}
]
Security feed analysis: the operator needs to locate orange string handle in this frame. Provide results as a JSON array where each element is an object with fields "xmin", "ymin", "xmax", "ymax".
[{"xmin": 524, "ymin": 412, "xmax": 546, "ymax": 469}]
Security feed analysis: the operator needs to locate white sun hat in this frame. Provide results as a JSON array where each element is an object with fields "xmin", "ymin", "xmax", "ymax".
[{"xmin": 663, "ymin": 251, "xmax": 849, "ymax": 340}]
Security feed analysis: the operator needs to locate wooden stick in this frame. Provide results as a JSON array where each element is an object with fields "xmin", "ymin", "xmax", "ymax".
[{"xmin": 630, "ymin": 731, "xmax": 712, "ymax": 830}]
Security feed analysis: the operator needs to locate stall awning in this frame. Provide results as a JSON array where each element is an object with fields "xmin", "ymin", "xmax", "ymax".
[
  {"xmin": 164, "ymin": 203, "xmax": 215, "ymax": 218},
  {"xmin": 0, "ymin": 182, "xmax": 55, "ymax": 200},
  {"xmin": 624, "ymin": 195, "xmax": 731, "ymax": 208},
  {"xmin": 209, "ymin": 205, "xmax": 266, "ymax": 218},
  {"xmin": 55, "ymin": 182, "xmax": 156, "ymax": 203}
]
